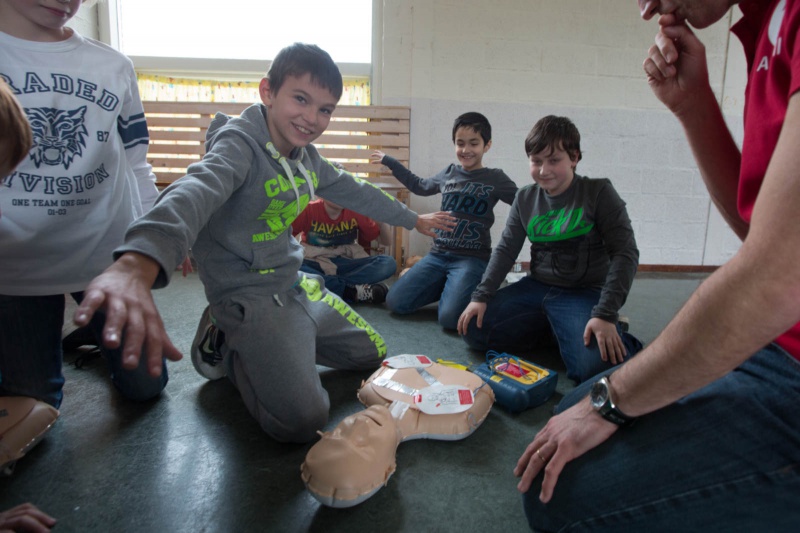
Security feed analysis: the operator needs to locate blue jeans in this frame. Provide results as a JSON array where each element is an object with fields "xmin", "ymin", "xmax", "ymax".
[
  {"xmin": 299, "ymin": 255, "xmax": 396, "ymax": 300},
  {"xmin": 523, "ymin": 344, "xmax": 800, "ymax": 531},
  {"xmin": 463, "ymin": 276, "xmax": 642, "ymax": 383},
  {"xmin": 0, "ymin": 293, "xmax": 168, "ymax": 408},
  {"xmin": 385, "ymin": 251, "xmax": 488, "ymax": 330}
]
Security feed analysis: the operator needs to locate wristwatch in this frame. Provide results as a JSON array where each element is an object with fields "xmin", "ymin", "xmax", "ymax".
[{"xmin": 590, "ymin": 375, "xmax": 635, "ymax": 426}]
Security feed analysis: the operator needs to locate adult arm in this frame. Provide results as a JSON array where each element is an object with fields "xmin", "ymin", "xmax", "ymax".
[
  {"xmin": 515, "ymin": 92, "xmax": 800, "ymax": 503},
  {"xmin": 644, "ymin": 15, "xmax": 747, "ymax": 239}
]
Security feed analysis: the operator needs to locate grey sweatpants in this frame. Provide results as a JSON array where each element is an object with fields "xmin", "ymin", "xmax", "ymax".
[{"xmin": 210, "ymin": 273, "xmax": 386, "ymax": 443}]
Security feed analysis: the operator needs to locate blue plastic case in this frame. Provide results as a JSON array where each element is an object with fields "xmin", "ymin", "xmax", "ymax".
[{"xmin": 473, "ymin": 351, "xmax": 558, "ymax": 413}]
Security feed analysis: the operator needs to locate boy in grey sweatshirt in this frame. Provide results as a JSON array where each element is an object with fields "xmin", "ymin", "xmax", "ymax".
[
  {"xmin": 458, "ymin": 116, "xmax": 642, "ymax": 384},
  {"xmin": 74, "ymin": 43, "xmax": 454, "ymax": 443}
]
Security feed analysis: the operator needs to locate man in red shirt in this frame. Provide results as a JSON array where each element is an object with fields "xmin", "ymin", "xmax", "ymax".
[
  {"xmin": 516, "ymin": 1, "xmax": 800, "ymax": 529},
  {"xmin": 293, "ymin": 198, "xmax": 396, "ymax": 303}
]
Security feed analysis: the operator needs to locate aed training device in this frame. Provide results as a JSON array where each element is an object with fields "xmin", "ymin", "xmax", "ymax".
[{"xmin": 473, "ymin": 351, "xmax": 558, "ymax": 413}]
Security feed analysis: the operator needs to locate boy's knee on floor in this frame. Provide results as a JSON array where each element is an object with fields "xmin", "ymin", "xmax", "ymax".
[
  {"xmin": 114, "ymin": 378, "xmax": 167, "ymax": 402},
  {"xmin": 566, "ymin": 358, "xmax": 610, "ymax": 385},
  {"xmin": 385, "ymin": 292, "xmax": 414, "ymax": 315},
  {"xmin": 462, "ymin": 329, "xmax": 487, "ymax": 351},
  {"xmin": 263, "ymin": 406, "xmax": 329, "ymax": 444},
  {"xmin": 110, "ymin": 354, "xmax": 168, "ymax": 401},
  {"xmin": 460, "ymin": 317, "xmax": 490, "ymax": 350},
  {"xmin": 437, "ymin": 312, "xmax": 459, "ymax": 331}
]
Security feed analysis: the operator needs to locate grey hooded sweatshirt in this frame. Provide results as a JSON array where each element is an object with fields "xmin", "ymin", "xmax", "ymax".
[{"xmin": 116, "ymin": 103, "xmax": 418, "ymax": 304}]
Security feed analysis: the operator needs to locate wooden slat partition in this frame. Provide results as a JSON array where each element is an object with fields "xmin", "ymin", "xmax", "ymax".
[
  {"xmin": 142, "ymin": 101, "xmax": 410, "ymax": 188},
  {"xmin": 142, "ymin": 101, "xmax": 411, "ymax": 269}
]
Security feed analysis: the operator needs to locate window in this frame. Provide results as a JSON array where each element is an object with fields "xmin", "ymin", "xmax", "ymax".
[
  {"xmin": 100, "ymin": 0, "xmax": 375, "ymax": 104},
  {"xmin": 117, "ymin": 0, "xmax": 371, "ymax": 62}
]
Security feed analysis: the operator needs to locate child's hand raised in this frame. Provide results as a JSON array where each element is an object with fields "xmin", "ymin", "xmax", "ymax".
[
  {"xmin": 370, "ymin": 150, "xmax": 386, "ymax": 163},
  {"xmin": 414, "ymin": 211, "xmax": 457, "ymax": 238}
]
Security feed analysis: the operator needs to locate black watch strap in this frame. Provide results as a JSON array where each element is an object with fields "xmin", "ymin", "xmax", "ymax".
[
  {"xmin": 598, "ymin": 402, "xmax": 635, "ymax": 426},
  {"xmin": 593, "ymin": 376, "xmax": 636, "ymax": 427}
]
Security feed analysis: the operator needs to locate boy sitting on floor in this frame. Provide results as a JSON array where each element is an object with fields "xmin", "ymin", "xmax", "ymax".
[
  {"xmin": 458, "ymin": 115, "xmax": 643, "ymax": 384},
  {"xmin": 371, "ymin": 112, "xmax": 518, "ymax": 330},
  {"xmin": 292, "ymin": 196, "xmax": 395, "ymax": 304}
]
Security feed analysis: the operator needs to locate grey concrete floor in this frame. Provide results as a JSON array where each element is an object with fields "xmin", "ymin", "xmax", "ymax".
[{"xmin": 0, "ymin": 271, "xmax": 708, "ymax": 532}]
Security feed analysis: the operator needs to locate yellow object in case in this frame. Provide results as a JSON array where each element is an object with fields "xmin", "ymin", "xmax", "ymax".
[{"xmin": 473, "ymin": 351, "xmax": 558, "ymax": 413}]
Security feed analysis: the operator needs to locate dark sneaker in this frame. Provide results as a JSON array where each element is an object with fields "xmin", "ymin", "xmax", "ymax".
[
  {"xmin": 619, "ymin": 316, "xmax": 630, "ymax": 332},
  {"xmin": 354, "ymin": 283, "xmax": 388, "ymax": 304},
  {"xmin": 191, "ymin": 306, "xmax": 227, "ymax": 380}
]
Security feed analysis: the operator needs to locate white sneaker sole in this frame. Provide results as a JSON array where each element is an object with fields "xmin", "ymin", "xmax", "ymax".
[{"xmin": 190, "ymin": 306, "xmax": 227, "ymax": 381}]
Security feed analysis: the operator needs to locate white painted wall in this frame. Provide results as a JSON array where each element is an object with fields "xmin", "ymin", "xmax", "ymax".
[
  {"xmin": 72, "ymin": 2, "xmax": 99, "ymax": 38},
  {"xmin": 377, "ymin": 0, "xmax": 745, "ymax": 266}
]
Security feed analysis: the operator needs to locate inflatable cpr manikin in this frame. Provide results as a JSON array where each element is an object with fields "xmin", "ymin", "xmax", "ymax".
[
  {"xmin": 0, "ymin": 396, "xmax": 59, "ymax": 475},
  {"xmin": 301, "ymin": 355, "xmax": 494, "ymax": 507}
]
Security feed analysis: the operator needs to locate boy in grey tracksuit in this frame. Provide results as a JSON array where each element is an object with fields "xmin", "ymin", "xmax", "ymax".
[{"xmin": 74, "ymin": 43, "xmax": 453, "ymax": 444}]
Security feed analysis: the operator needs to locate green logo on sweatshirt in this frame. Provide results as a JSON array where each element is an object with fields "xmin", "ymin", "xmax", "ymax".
[
  {"xmin": 527, "ymin": 208, "xmax": 594, "ymax": 243},
  {"xmin": 251, "ymin": 170, "xmax": 319, "ymax": 243}
]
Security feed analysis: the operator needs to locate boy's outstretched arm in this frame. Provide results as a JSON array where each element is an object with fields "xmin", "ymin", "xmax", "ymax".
[
  {"xmin": 370, "ymin": 150, "xmax": 443, "ymax": 196},
  {"xmin": 74, "ymin": 252, "xmax": 182, "ymax": 377}
]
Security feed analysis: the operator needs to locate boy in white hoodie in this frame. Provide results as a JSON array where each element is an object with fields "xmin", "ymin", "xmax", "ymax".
[{"xmin": 0, "ymin": 0, "xmax": 165, "ymax": 408}]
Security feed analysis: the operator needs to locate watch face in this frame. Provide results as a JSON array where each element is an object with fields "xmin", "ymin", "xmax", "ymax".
[{"xmin": 590, "ymin": 378, "xmax": 608, "ymax": 409}]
